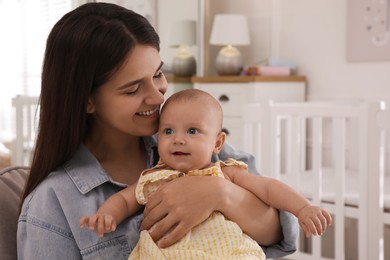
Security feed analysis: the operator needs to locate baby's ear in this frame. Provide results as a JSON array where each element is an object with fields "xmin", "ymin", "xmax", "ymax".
[{"xmin": 213, "ymin": 131, "xmax": 226, "ymax": 154}]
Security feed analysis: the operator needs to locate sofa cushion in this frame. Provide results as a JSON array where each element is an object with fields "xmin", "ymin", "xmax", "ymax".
[{"xmin": 0, "ymin": 166, "xmax": 29, "ymax": 260}]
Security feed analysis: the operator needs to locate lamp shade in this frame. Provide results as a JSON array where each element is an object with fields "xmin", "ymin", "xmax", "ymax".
[
  {"xmin": 209, "ymin": 14, "xmax": 250, "ymax": 46},
  {"xmin": 169, "ymin": 20, "xmax": 197, "ymax": 47}
]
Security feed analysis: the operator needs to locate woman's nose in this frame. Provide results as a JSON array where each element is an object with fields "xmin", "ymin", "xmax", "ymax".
[{"xmin": 145, "ymin": 81, "xmax": 167, "ymax": 105}]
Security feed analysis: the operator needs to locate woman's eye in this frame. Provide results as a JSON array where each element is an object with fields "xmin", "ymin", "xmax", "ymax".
[
  {"xmin": 125, "ymin": 86, "xmax": 139, "ymax": 95},
  {"xmin": 164, "ymin": 128, "xmax": 173, "ymax": 135},
  {"xmin": 126, "ymin": 90, "xmax": 138, "ymax": 95},
  {"xmin": 187, "ymin": 128, "xmax": 198, "ymax": 135},
  {"xmin": 153, "ymin": 71, "xmax": 164, "ymax": 79}
]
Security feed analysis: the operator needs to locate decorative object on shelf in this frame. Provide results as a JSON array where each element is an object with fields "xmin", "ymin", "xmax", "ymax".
[
  {"xmin": 268, "ymin": 57, "xmax": 297, "ymax": 74},
  {"xmin": 241, "ymin": 57, "xmax": 297, "ymax": 76},
  {"xmin": 169, "ymin": 20, "xmax": 197, "ymax": 77},
  {"xmin": 241, "ymin": 65, "xmax": 291, "ymax": 76},
  {"xmin": 210, "ymin": 14, "xmax": 250, "ymax": 75}
]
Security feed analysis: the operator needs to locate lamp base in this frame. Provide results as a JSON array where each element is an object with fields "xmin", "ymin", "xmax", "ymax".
[
  {"xmin": 172, "ymin": 56, "xmax": 196, "ymax": 77},
  {"xmin": 215, "ymin": 45, "xmax": 243, "ymax": 75}
]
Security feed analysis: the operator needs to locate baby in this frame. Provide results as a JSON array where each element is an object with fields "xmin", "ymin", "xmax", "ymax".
[{"xmin": 80, "ymin": 89, "xmax": 332, "ymax": 259}]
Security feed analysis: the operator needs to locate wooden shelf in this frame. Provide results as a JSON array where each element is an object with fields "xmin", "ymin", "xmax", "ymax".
[
  {"xmin": 191, "ymin": 75, "xmax": 306, "ymax": 83},
  {"xmin": 165, "ymin": 75, "xmax": 193, "ymax": 83}
]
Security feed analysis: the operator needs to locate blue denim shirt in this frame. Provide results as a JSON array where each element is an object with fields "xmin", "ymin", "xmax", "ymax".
[{"xmin": 17, "ymin": 135, "xmax": 297, "ymax": 259}]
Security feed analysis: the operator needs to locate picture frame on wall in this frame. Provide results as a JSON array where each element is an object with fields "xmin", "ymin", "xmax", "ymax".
[{"xmin": 346, "ymin": 0, "xmax": 390, "ymax": 62}]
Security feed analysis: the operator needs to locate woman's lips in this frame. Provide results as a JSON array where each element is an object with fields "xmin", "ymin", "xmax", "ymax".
[{"xmin": 137, "ymin": 107, "xmax": 159, "ymax": 116}]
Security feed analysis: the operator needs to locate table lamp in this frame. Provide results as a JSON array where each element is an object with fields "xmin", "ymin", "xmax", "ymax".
[
  {"xmin": 169, "ymin": 20, "xmax": 197, "ymax": 77},
  {"xmin": 210, "ymin": 14, "xmax": 250, "ymax": 75}
]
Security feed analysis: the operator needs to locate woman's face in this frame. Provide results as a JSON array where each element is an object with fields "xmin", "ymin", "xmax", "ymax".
[{"xmin": 88, "ymin": 45, "xmax": 167, "ymax": 138}]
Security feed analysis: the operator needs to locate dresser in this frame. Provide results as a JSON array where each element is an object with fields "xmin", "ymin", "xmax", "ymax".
[
  {"xmin": 165, "ymin": 75, "xmax": 193, "ymax": 99},
  {"xmin": 192, "ymin": 76, "xmax": 306, "ymax": 150}
]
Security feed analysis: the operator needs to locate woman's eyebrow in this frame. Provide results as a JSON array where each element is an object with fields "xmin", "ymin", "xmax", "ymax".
[
  {"xmin": 117, "ymin": 79, "xmax": 142, "ymax": 90},
  {"xmin": 156, "ymin": 61, "xmax": 164, "ymax": 73},
  {"xmin": 117, "ymin": 61, "xmax": 164, "ymax": 90}
]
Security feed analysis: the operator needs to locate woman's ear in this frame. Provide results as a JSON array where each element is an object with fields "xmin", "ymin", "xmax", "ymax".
[
  {"xmin": 213, "ymin": 131, "xmax": 226, "ymax": 155},
  {"xmin": 86, "ymin": 97, "xmax": 95, "ymax": 114}
]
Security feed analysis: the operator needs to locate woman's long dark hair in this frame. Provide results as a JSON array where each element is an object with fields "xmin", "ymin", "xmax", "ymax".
[{"xmin": 22, "ymin": 3, "xmax": 160, "ymax": 202}]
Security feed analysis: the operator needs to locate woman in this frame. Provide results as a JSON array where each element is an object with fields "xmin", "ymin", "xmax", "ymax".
[{"xmin": 17, "ymin": 3, "xmax": 297, "ymax": 259}]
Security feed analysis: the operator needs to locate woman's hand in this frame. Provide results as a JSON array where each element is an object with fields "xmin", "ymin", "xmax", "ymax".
[
  {"xmin": 141, "ymin": 176, "xmax": 224, "ymax": 248},
  {"xmin": 141, "ymin": 174, "xmax": 282, "ymax": 248}
]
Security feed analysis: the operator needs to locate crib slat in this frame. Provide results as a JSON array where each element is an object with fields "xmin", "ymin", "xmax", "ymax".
[
  {"xmin": 312, "ymin": 117, "xmax": 323, "ymax": 205},
  {"xmin": 333, "ymin": 117, "xmax": 346, "ymax": 260},
  {"xmin": 11, "ymin": 95, "xmax": 39, "ymax": 166},
  {"xmin": 358, "ymin": 106, "xmax": 369, "ymax": 260},
  {"xmin": 242, "ymin": 103, "xmax": 265, "ymax": 174},
  {"xmin": 365, "ymin": 103, "xmax": 383, "ymax": 260},
  {"xmin": 271, "ymin": 115, "xmax": 282, "ymax": 179},
  {"xmin": 242, "ymin": 101, "xmax": 386, "ymax": 260},
  {"xmin": 287, "ymin": 116, "xmax": 300, "ymax": 189},
  {"xmin": 312, "ymin": 117, "xmax": 323, "ymax": 258},
  {"xmin": 12, "ymin": 96, "xmax": 24, "ymax": 165},
  {"xmin": 300, "ymin": 118, "xmax": 306, "ymax": 178}
]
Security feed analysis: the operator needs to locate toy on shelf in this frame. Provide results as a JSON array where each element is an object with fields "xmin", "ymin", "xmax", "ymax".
[{"xmin": 241, "ymin": 57, "xmax": 297, "ymax": 76}]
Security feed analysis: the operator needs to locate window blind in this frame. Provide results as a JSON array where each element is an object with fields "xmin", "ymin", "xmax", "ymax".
[{"xmin": 0, "ymin": 0, "xmax": 72, "ymax": 142}]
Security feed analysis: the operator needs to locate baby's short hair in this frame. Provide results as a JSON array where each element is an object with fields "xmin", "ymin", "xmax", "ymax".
[{"xmin": 162, "ymin": 89, "xmax": 223, "ymax": 130}]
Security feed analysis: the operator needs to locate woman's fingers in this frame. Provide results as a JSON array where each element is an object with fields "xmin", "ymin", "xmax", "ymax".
[
  {"xmin": 147, "ymin": 213, "xmax": 179, "ymax": 244},
  {"xmin": 141, "ymin": 198, "xmax": 166, "ymax": 231},
  {"xmin": 141, "ymin": 176, "xmax": 218, "ymax": 245},
  {"xmin": 142, "ymin": 188, "xmax": 163, "ymax": 220},
  {"xmin": 156, "ymin": 222, "xmax": 190, "ymax": 248}
]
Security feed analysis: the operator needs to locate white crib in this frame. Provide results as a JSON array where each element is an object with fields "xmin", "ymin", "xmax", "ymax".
[
  {"xmin": 242, "ymin": 101, "xmax": 388, "ymax": 260},
  {"xmin": 11, "ymin": 95, "xmax": 39, "ymax": 166}
]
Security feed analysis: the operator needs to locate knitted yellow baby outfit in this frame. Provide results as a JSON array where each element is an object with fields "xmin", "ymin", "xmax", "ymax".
[{"xmin": 128, "ymin": 158, "xmax": 265, "ymax": 260}]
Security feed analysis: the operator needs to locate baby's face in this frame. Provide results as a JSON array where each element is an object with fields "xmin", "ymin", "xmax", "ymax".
[{"xmin": 157, "ymin": 99, "xmax": 222, "ymax": 172}]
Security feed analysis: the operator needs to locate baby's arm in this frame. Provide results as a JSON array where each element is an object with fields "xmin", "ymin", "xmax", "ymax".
[
  {"xmin": 223, "ymin": 166, "xmax": 332, "ymax": 238},
  {"xmin": 80, "ymin": 183, "xmax": 141, "ymax": 237}
]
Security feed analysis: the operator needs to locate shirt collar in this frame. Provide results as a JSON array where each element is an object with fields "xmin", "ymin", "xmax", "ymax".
[{"xmin": 64, "ymin": 135, "xmax": 158, "ymax": 195}]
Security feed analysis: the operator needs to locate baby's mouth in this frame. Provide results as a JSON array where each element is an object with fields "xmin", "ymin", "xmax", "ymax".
[{"xmin": 173, "ymin": 152, "xmax": 190, "ymax": 156}]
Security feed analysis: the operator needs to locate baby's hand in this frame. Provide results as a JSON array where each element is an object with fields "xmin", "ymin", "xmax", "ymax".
[
  {"xmin": 79, "ymin": 214, "xmax": 117, "ymax": 238},
  {"xmin": 297, "ymin": 205, "xmax": 332, "ymax": 238}
]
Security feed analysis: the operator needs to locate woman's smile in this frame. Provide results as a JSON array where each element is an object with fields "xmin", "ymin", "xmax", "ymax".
[{"xmin": 136, "ymin": 107, "xmax": 160, "ymax": 118}]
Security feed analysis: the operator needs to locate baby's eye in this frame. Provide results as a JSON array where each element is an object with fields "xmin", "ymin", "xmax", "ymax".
[
  {"xmin": 164, "ymin": 128, "xmax": 174, "ymax": 135},
  {"xmin": 187, "ymin": 128, "xmax": 198, "ymax": 135}
]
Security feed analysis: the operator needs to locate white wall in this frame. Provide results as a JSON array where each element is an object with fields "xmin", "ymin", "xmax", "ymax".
[{"xmin": 274, "ymin": 0, "xmax": 390, "ymax": 102}]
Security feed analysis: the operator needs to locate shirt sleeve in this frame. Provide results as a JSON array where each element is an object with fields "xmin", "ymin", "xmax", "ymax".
[{"xmin": 214, "ymin": 141, "xmax": 298, "ymax": 258}]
